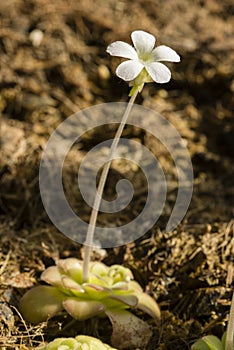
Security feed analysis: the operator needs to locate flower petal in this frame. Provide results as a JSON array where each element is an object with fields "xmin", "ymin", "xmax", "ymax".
[
  {"xmin": 116, "ymin": 60, "xmax": 143, "ymax": 81},
  {"xmin": 131, "ymin": 30, "xmax": 156, "ymax": 53},
  {"xmin": 146, "ymin": 62, "xmax": 171, "ymax": 83},
  {"xmin": 106, "ymin": 41, "xmax": 138, "ymax": 60},
  {"xmin": 152, "ymin": 45, "xmax": 180, "ymax": 62}
]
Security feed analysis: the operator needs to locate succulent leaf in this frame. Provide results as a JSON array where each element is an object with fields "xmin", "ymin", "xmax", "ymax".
[
  {"xmin": 191, "ymin": 338, "xmax": 211, "ymax": 350},
  {"xmin": 135, "ymin": 291, "xmax": 160, "ymax": 320},
  {"xmin": 111, "ymin": 282, "xmax": 129, "ymax": 290},
  {"xmin": 108, "ymin": 294, "xmax": 138, "ymax": 308},
  {"xmin": 87, "ymin": 274, "xmax": 112, "ymax": 288},
  {"xmin": 19, "ymin": 286, "xmax": 65, "ymax": 324},
  {"xmin": 203, "ymin": 335, "xmax": 224, "ymax": 350},
  {"xmin": 192, "ymin": 336, "xmax": 224, "ymax": 350},
  {"xmin": 127, "ymin": 280, "xmax": 143, "ymax": 292},
  {"xmin": 41, "ymin": 266, "xmax": 63, "ymax": 287},
  {"xmin": 108, "ymin": 265, "xmax": 133, "ymax": 284},
  {"xmin": 63, "ymin": 299, "xmax": 105, "ymax": 320},
  {"xmin": 20, "ymin": 258, "xmax": 160, "ymax": 349},
  {"xmin": 89, "ymin": 261, "xmax": 109, "ymax": 276},
  {"xmin": 57, "ymin": 258, "xmax": 83, "ymax": 284},
  {"xmin": 37, "ymin": 335, "xmax": 117, "ymax": 350},
  {"xmin": 82, "ymin": 284, "xmax": 111, "ymax": 300},
  {"xmin": 75, "ymin": 335, "xmax": 117, "ymax": 349},
  {"xmin": 61, "ymin": 276, "xmax": 85, "ymax": 294}
]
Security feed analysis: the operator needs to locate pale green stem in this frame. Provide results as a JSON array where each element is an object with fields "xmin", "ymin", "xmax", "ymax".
[
  {"xmin": 82, "ymin": 89, "xmax": 139, "ymax": 282},
  {"xmin": 226, "ymin": 290, "xmax": 234, "ymax": 350}
]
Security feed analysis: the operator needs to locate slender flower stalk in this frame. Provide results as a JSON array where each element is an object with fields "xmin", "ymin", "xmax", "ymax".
[
  {"xmin": 226, "ymin": 291, "xmax": 234, "ymax": 350},
  {"xmin": 82, "ymin": 30, "xmax": 180, "ymax": 282},
  {"xmin": 82, "ymin": 89, "xmax": 138, "ymax": 282}
]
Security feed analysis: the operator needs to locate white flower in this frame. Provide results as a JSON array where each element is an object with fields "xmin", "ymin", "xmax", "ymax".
[{"xmin": 107, "ymin": 30, "xmax": 180, "ymax": 85}]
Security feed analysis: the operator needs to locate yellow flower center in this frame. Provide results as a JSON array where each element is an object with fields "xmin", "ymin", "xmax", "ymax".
[{"xmin": 138, "ymin": 51, "xmax": 153, "ymax": 63}]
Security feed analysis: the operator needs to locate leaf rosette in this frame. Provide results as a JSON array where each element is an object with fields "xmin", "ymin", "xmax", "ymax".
[
  {"xmin": 20, "ymin": 259, "xmax": 160, "ymax": 348},
  {"xmin": 38, "ymin": 335, "xmax": 116, "ymax": 350}
]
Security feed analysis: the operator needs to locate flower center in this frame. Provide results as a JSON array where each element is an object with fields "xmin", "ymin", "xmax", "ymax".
[{"xmin": 137, "ymin": 51, "xmax": 153, "ymax": 63}]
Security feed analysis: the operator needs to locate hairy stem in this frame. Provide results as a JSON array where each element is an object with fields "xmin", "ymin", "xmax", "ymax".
[
  {"xmin": 82, "ymin": 90, "xmax": 138, "ymax": 282},
  {"xmin": 226, "ymin": 290, "xmax": 234, "ymax": 350}
]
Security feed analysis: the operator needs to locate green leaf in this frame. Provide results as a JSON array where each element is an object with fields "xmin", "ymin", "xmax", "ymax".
[
  {"xmin": 192, "ymin": 336, "xmax": 224, "ymax": 350},
  {"xmin": 41, "ymin": 266, "xmax": 63, "ymax": 287},
  {"xmin": 202, "ymin": 335, "xmax": 224, "ymax": 350},
  {"xmin": 63, "ymin": 299, "xmax": 105, "ymax": 320},
  {"xmin": 61, "ymin": 276, "xmax": 85, "ymax": 294},
  {"xmin": 89, "ymin": 261, "xmax": 109, "ymax": 276},
  {"xmin": 111, "ymin": 282, "xmax": 129, "ymax": 290},
  {"xmin": 75, "ymin": 335, "xmax": 117, "ymax": 349},
  {"xmin": 82, "ymin": 284, "xmax": 111, "ymax": 300},
  {"xmin": 192, "ymin": 338, "xmax": 210, "ymax": 350},
  {"xmin": 109, "ymin": 294, "xmax": 138, "ymax": 308},
  {"xmin": 135, "ymin": 291, "xmax": 160, "ymax": 320},
  {"xmin": 37, "ymin": 336, "xmax": 117, "ymax": 350},
  {"xmin": 47, "ymin": 337, "xmax": 78, "ymax": 349},
  {"xmin": 57, "ymin": 258, "xmax": 83, "ymax": 284},
  {"xmin": 108, "ymin": 265, "xmax": 133, "ymax": 284},
  {"xmin": 87, "ymin": 274, "xmax": 111, "ymax": 287},
  {"xmin": 19, "ymin": 286, "xmax": 65, "ymax": 324},
  {"xmin": 127, "ymin": 280, "xmax": 143, "ymax": 292},
  {"xmin": 221, "ymin": 332, "xmax": 226, "ymax": 348}
]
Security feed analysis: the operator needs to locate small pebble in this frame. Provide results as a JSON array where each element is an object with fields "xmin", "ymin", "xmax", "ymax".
[
  {"xmin": 98, "ymin": 64, "xmax": 111, "ymax": 81},
  {"xmin": 29, "ymin": 29, "xmax": 44, "ymax": 47}
]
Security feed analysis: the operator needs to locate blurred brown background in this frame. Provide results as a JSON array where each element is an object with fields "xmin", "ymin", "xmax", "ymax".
[{"xmin": 0, "ymin": 0, "xmax": 234, "ymax": 349}]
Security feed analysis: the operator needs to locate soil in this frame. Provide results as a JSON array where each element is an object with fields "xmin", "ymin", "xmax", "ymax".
[{"xmin": 0, "ymin": 0, "xmax": 234, "ymax": 349}]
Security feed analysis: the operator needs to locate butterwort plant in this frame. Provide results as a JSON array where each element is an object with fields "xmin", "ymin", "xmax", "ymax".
[
  {"xmin": 20, "ymin": 259, "xmax": 159, "ymax": 348},
  {"xmin": 192, "ymin": 291, "xmax": 234, "ymax": 350},
  {"xmin": 192, "ymin": 335, "xmax": 226, "ymax": 350},
  {"xmin": 20, "ymin": 30, "xmax": 180, "ymax": 349},
  {"xmin": 82, "ymin": 29, "xmax": 180, "ymax": 281},
  {"xmin": 192, "ymin": 333, "xmax": 234, "ymax": 350},
  {"xmin": 37, "ymin": 335, "xmax": 117, "ymax": 350}
]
